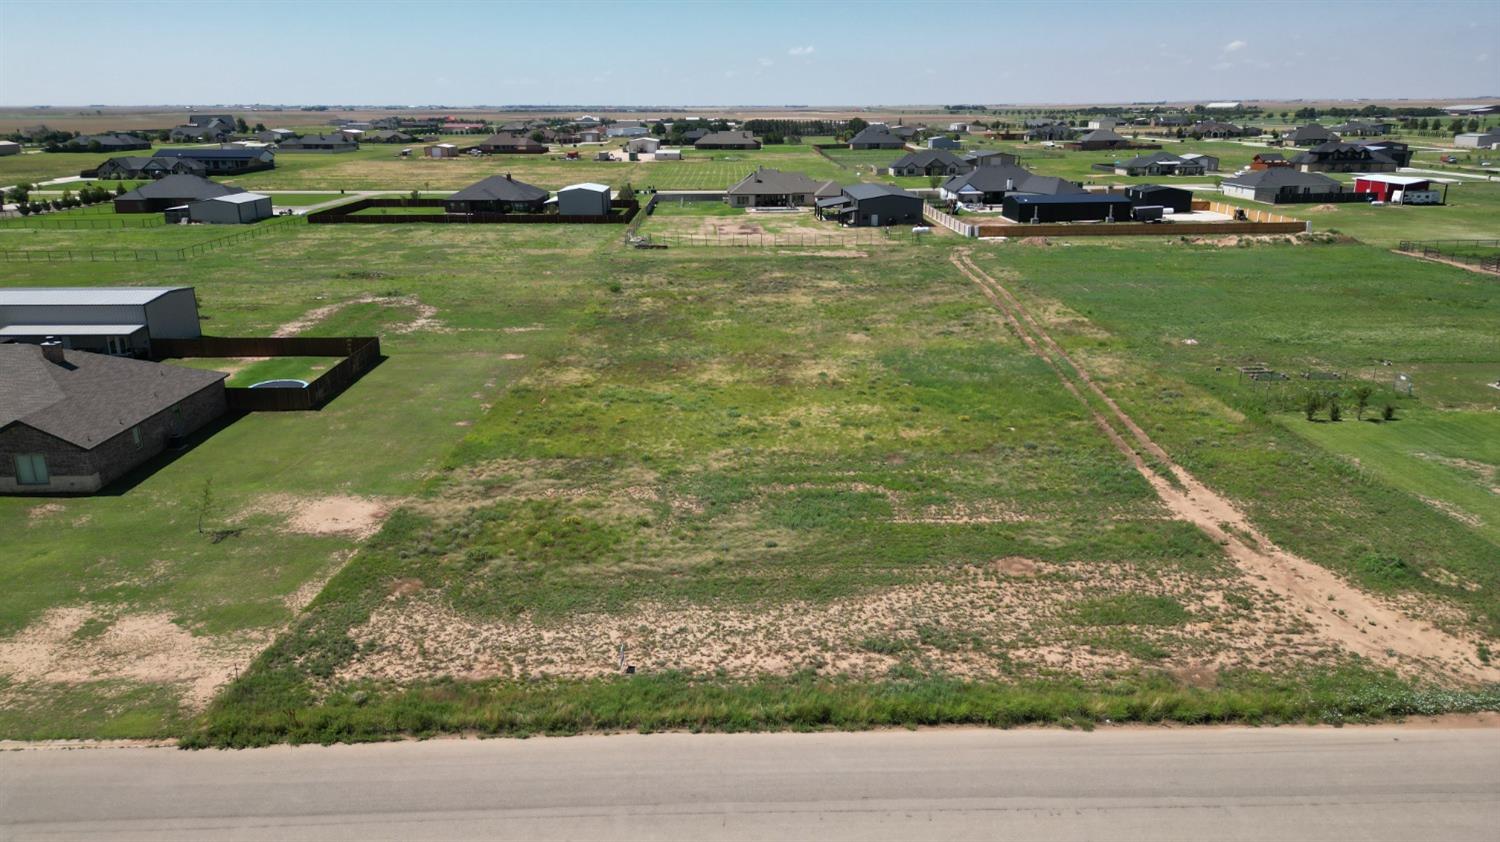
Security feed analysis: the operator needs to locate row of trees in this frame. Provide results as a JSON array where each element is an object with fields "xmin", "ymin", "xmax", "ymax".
[
  {"xmin": 8, "ymin": 183, "xmax": 125, "ymax": 216},
  {"xmin": 1301, "ymin": 385, "xmax": 1392, "ymax": 423}
]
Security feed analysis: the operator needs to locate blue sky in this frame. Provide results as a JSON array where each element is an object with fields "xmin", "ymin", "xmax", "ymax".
[{"xmin": 1, "ymin": 0, "xmax": 1495, "ymax": 105}]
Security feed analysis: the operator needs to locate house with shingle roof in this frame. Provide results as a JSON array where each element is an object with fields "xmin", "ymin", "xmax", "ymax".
[
  {"xmin": 888, "ymin": 149, "xmax": 970, "ymax": 177},
  {"xmin": 55, "ymin": 133, "xmax": 151, "ymax": 152},
  {"xmin": 444, "ymin": 174, "xmax": 550, "ymax": 214},
  {"xmin": 815, "ymin": 183, "xmax": 924, "ymax": 227},
  {"xmin": 1221, "ymin": 168, "xmax": 1344, "ymax": 203},
  {"xmin": 1285, "ymin": 124, "xmax": 1340, "ymax": 146},
  {"xmin": 0, "ymin": 343, "xmax": 226, "ymax": 494},
  {"xmin": 1070, "ymin": 128, "xmax": 1131, "ymax": 150},
  {"xmin": 277, "ymin": 133, "xmax": 358, "ymax": 153},
  {"xmin": 939, "ymin": 165, "xmax": 1085, "ymax": 205},
  {"xmin": 1290, "ymin": 141, "xmax": 1398, "ymax": 173},
  {"xmin": 849, "ymin": 125, "xmax": 905, "ymax": 149},
  {"xmin": 477, "ymin": 132, "xmax": 547, "ymax": 153},
  {"xmin": 725, "ymin": 167, "xmax": 839, "ymax": 208},
  {"xmin": 94, "ymin": 156, "xmax": 205, "ymax": 180},
  {"xmin": 695, "ymin": 130, "xmax": 761, "ymax": 149},
  {"xmin": 1111, "ymin": 151, "xmax": 1207, "ymax": 176},
  {"xmin": 114, "ymin": 174, "xmax": 244, "ymax": 213}
]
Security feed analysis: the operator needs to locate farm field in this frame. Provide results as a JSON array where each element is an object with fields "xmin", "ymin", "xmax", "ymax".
[{"xmin": 1, "ymin": 182, "xmax": 1497, "ymax": 746}]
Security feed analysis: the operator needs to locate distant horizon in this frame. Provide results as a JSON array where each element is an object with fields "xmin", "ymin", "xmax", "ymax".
[{"xmin": 2, "ymin": 0, "xmax": 1495, "ymax": 106}]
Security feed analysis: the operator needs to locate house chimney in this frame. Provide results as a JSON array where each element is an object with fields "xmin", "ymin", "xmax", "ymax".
[
  {"xmin": 1006, "ymin": 178, "xmax": 1014, "ymax": 191},
  {"xmin": 506, "ymin": 173, "xmax": 512, "ymax": 181},
  {"xmin": 40, "ymin": 338, "xmax": 66, "ymax": 365}
]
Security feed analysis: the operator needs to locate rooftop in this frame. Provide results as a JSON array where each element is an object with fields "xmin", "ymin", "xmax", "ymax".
[{"xmin": 0, "ymin": 287, "xmax": 192, "ymax": 307}]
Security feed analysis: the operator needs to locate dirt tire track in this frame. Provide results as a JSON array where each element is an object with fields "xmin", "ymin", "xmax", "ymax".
[{"xmin": 951, "ymin": 250, "xmax": 1497, "ymax": 683}]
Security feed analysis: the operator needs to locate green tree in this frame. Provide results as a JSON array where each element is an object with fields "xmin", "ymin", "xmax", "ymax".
[
  {"xmin": 1351, "ymin": 385, "xmax": 1373, "ymax": 420},
  {"xmin": 1302, "ymin": 390, "xmax": 1325, "ymax": 422},
  {"xmin": 846, "ymin": 117, "xmax": 869, "ymax": 135}
]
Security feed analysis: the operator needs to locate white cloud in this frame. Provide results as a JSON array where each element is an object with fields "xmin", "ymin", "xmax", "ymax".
[
  {"xmin": 758, "ymin": 57, "xmax": 774, "ymax": 67},
  {"xmin": 1222, "ymin": 39, "xmax": 1247, "ymax": 53},
  {"xmin": 788, "ymin": 45, "xmax": 815, "ymax": 56}
]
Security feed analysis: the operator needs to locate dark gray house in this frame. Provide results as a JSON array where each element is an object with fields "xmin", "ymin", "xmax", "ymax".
[
  {"xmin": 1290, "ymin": 142, "xmax": 1398, "ymax": 173},
  {"xmin": 815, "ymin": 183, "xmax": 924, "ymax": 227},
  {"xmin": 94, "ymin": 156, "xmax": 206, "ymax": 179},
  {"xmin": 114, "ymin": 174, "xmax": 244, "ymax": 213},
  {"xmin": 278, "ymin": 133, "xmax": 358, "ymax": 152},
  {"xmin": 1221, "ymin": 168, "xmax": 1344, "ymax": 203},
  {"xmin": 849, "ymin": 125, "xmax": 905, "ymax": 149},
  {"xmin": 1024, "ymin": 123, "xmax": 1075, "ymax": 142},
  {"xmin": 1112, "ymin": 151, "xmax": 1206, "ymax": 176},
  {"xmin": 152, "ymin": 147, "xmax": 275, "ymax": 174},
  {"xmin": 962, "ymin": 150, "xmax": 1019, "ymax": 168},
  {"xmin": 1285, "ymin": 124, "xmax": 1339, "ymax": 146},
  {"xmin": 694, "ymin": 130, "xmax": 761, "ymax": 149},
  {"xmin": 888, "ymin": 149, "xmax": 969, "ymax": 177},
  {"xmin": 939, "ymin": 165, "xmax": 1084, "ymax": 205},
  {"xmin": 56, "ymin": 133, "xmax": 151, "ymax": 152},
  {"xmin": 444, "ymin": 174, "xmax": 550, "ymax": 214},
  {"xmin": 725, "ymin": 167, "xmax": 839, "ymax": 208},
  {"xmin": 1, "ymin": 343, "xmax": 226, "ymax": 494}
]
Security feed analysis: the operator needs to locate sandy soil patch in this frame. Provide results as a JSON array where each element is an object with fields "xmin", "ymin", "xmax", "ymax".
[
  {"xmin": 0, "ymin": 606, "xmax": 270, "ymax": 709},
  {"xmin": 242, "ymin": 494, "xmax": 392, "ymax": 540},
  {"xmin": 273, "ymin": 295, "xmax": 442, "ymax": 338},
  {"xmin": 338, "ymin": 563, "xmax": 1332, "ymax": 686}
]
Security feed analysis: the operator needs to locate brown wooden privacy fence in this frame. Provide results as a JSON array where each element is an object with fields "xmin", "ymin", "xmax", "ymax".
[
  {"xmin": 1203, "ymin": 202, "xmax": 1306, "ymax": 226},
  {"xmin": 308, "ymin": 197, "xmax": 639, "ymax": 225},
  {"xmin": 153, "ymin": 336, "xmax": 382, "ymax": 412},
  {"xmin": 631, "ymin": 230, "xmax": 919, "ymax": 248},
  {"xmin": 975, "ymin": 219, "xmax": 1309, "ymax": 238}
]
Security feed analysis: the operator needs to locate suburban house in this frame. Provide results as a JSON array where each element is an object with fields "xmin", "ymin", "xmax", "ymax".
[
  {"xmin": 365, "ymin": 130, "xmax": 417, "ymax": 143},
  {"xmin": 848, "ymin": 125, "xmax": 905, "ymax": 149},
  {"xmin": 253, "ymin": 129, "xmax": 297, "ymax": 143},
  {"xmin": 57, "ymin": 133, "xmax": 151, "ymax": 152},
  {"xmin": 890, "ymin": 125, "xmax": 922, "ymax": 141},
  {"xmin": 443, "ymin": 174, "xmax": 549, "ymax": 214},
  {"xmin": 1111, "ymin": 151, "xmax": 1207, "ymax": 176},
  {"xmin": 1330, "ymin": 121, "xmax": 1391, "ymax": 136},
  {"xmin": 624, "ymin": 136, "xmax": 661, "ymax": 154},
  {"xmin": 1190, "ymin": 120, "xmax": 1250, "ymax": 138},
  {"xmin": 1454, "ymin": 130, "xmax": 1500, "ymax": 149},
  {"xmin": 554, "ymin": 183, "xmax": 612, "ymax": 216},
  {"xmin": 1004, "ymin": 193, "xmax": 1134, "ymax": 223},
  {"xmin": 939, "ymin": 165, "xmax": 1085, "ymax": 205},
  {"xmin": 927, "ymin": 136, "xmax": 960, "ymax": 150},
  {"xmin": 1352, "ymin": 139, "xmax": 1412, "ymax": 167},
  {"xmin": 94, "ymin": 156, "xmax": 205, "ymax": 179},
  {"xmin": 1285, "ymin": 124, "xmax": 1339, "ymax": 146},
  {"xmin": 1290, "ymin": 141, "xmax": 1398, "ymax": 173},
  {"xmin": 114, "ymin": 174, "xmax": 244, "ymax": 213},
  {"xmin": 0, "ymin": 343, "xmax": 227, "ymax": 494},
  {"xmin": 1250, "ymin": 152, "xmax": 1291, "ymax": 169},
  {"xmin": 477, "ymin": 132, "xmax": 547, "ymax": 153},
  {"xmin": 1221, "ymin": 168, "xmax": 1344, "ymax": 203},
  {"xmin": 1070, "ymin": 128, "xmax": 1132, "ymax": 150},
  {"xmin": 1352, "ymin": 174, "xmax": 1443, "ymax": 205},
  {"xmin": 677, "ymin": 128, "xmax": 710, "ymax": 144},
  {"xmin": 0, "ymin": 286, "xmax": 201, "ymax": 356},
  {"xmin": 187, "ymin": 193, "xmax": 274, "ymax": 224},
  {"xmin": 1181, "ymin": 152, "xmax": 1219, "ymax": 172},
  {"xmin": 152, "ymin": 147, "xmax": 275, "ymax": 174},
  {"xmin": 962, "ymin": 150, "xmax": 1019, "ymax": 168},
  {"xmin": 277, "ymin": 134, "xmax": 358, "ymax": 152},
  {"xmin": 1025, "ymin": 123, "xmax": 1075, "ymax": 142},
  {"xmin": 815, "ymin": 183, "xmax": 924, "ymax": 227},
  {"xmin": 1125, "ymin": 184, "xmax": 1194, "ymax": 213},
  {"xmin": 169, "ymin": 115, "xmax": 235, "ymax": 142},
  {"xmin": 725, "ymin": 167, "xmax": 838, "ymax": 208},
  {"xmin": 888, "ymin": 149, "xmax": 969, "ymax": 177},
  {"xmin": 695, "ymin": 130, "xmax": 761, "ymax": 150}
]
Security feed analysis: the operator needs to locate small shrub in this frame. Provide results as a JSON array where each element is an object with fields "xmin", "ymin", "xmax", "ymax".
[
  {"xmin": 1327, "ymin": 397, "xmax": 1341, "ymax": 422},
  {"xmin": 1382, "ymin": 404, "xmax": 1396, "ymax": 421}
]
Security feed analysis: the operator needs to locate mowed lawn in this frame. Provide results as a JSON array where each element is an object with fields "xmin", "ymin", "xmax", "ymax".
[{"xmin": 0, "ymin": 223, "xmax": 623, "ymax": 739}]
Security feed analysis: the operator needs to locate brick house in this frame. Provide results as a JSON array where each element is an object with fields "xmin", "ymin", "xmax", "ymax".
[{"xmin": 1, "ymin": 343, "xmax": 226, "ymax": 494}]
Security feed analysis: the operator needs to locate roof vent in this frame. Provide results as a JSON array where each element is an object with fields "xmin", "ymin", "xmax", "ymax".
[{"xmin": 40, "ymin": 338, "xmax": 66, "ymax": 365}]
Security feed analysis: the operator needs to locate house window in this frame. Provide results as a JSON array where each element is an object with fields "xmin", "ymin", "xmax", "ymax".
[
  {"xmin": 15, "ymin": 453, "xmax": 49, "ymax": 486},
  {"xmin": 131, "ymin": 426, "xmax": 143, "ymax": 450}
]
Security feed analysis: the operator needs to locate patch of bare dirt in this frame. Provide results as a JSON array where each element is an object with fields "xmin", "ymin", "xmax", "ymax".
[
  {"xmin": 338, "ymin": 563, "xmax": 1330, "ymax": 685},
  {"xmin": 0, "ymin": 606, "xmax": 269, "ymax": 709},
  {"xmin": 994, "ymin": 557, "xmax": 1045, "ymax": 577},
  {"xmin": 241, "ymin": 494, "xmax": 392, "ymax": 540},
  {"xmin": 27, "ymin": 502, "xmax": 64, "ymax": 521},
  {"xmin": 272, "ymin": 295, "xmax": 442, "ymax": 338}
]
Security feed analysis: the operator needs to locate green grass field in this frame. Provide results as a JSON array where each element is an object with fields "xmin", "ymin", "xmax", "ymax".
[{"xmin": 0, "ymin": 170, "xmax": 1496, "ymax": 745}]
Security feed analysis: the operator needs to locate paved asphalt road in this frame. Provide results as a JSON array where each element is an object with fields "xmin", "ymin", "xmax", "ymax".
[{"xmin": 2, "ymin": 726, "xmax": 1497, "ymax": 841}]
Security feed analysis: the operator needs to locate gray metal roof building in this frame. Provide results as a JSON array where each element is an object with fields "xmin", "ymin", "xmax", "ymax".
[{"xmin": 0, "ymin": 286, "xmax": 201, "ymax": 355}]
